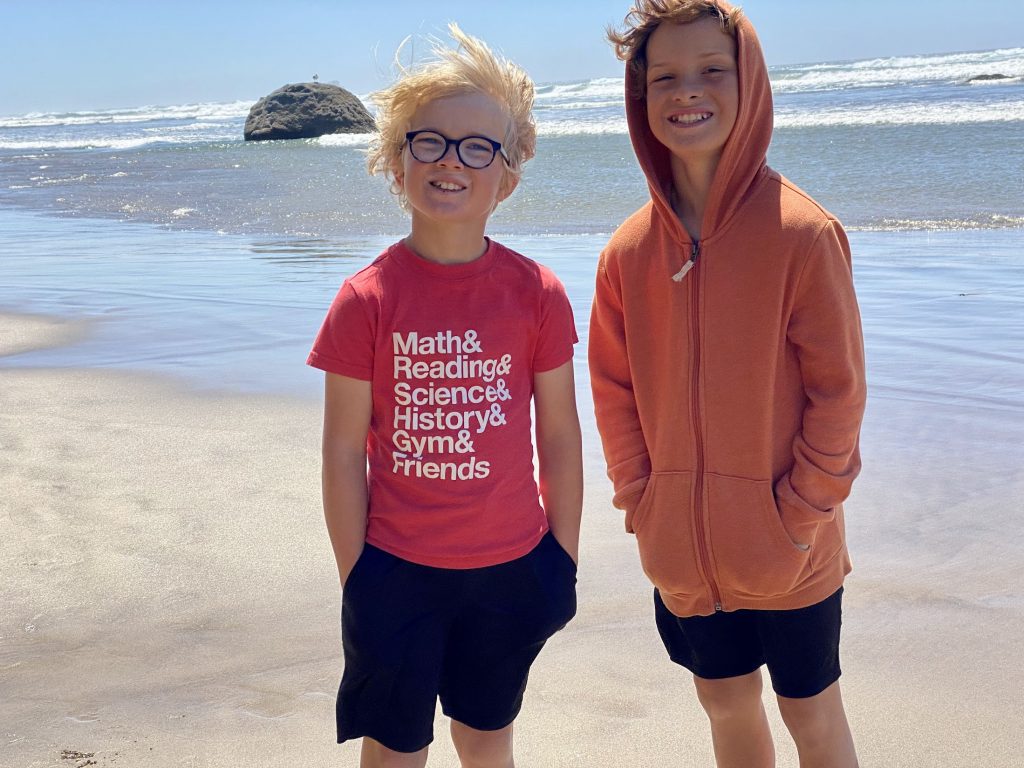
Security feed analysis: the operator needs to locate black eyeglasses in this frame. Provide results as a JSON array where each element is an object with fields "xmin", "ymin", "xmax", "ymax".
[{"xmin": 404, "ymin": 130, "xmax": 509, "ymax": 169}]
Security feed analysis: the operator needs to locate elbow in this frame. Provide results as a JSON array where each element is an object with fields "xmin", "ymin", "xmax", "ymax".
[{"xmin": 322, "ymin": 438, "xmax": 367, "ymax": 473}]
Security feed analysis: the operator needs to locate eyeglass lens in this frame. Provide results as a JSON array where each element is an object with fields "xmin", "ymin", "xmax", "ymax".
[{"xmin": 408, "ymin": 132, "xmax": 498, "ymax": 169}]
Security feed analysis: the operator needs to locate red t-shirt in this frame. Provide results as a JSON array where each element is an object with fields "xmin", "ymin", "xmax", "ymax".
[{"xmin": 308, "ymin": 239, "xmax": 577, "ymax": 568}]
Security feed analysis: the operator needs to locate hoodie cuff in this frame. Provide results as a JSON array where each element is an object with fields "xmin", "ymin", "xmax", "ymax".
[
  {"xmin": 774, "ymin": 474, "xmax": 836, "ymax": 548},
  {"xmin": 613, "ymin": 476, "xmax": 650, "ymax": 533}
]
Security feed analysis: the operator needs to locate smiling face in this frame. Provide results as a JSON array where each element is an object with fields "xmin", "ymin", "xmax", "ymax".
[
  {"xmin": 394, "ymin": 91, "xmax": 514, "ymax": 235},
  {"xmin": 644, "ymin": 16, "xmax": 739, "ymax": 167}
]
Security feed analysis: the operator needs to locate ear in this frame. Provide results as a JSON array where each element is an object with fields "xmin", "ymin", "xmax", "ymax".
[
  {"xmin": 390, "ymin": 159, "xmax": 405, "ymax": 192},
  {"xmin": 496, "ymin": 170, "xmax": 519, "ymax": 203}
]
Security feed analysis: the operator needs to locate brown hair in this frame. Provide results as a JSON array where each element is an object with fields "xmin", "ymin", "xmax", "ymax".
[{"xmin": 607, "ymin": 0, "xmax": 743, "ymax": 95}]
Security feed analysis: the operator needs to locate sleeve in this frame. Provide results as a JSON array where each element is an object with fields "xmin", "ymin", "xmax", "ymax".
[
  {"xmin": 587, "ymin": 253, "xmax": 652, "ymax": 526},
  {"xmin": 532, "ymin": 271, "xmax": 578, "ymax": 373},
  {"xmin": 775, "ymin": 220, "xmax": 867, "ymax": 544},
  {"xmin": 306, "ymin": 280, "xmax": 376, "ymax": 381}
]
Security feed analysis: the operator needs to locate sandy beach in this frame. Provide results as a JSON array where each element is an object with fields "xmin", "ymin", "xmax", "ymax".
[
  {"xmin": 3, "ymin": 308, "xmax": 1023, "ymax": 768},
  {"xmin": 2, "ymin": 13, "xmax": 1022, "ymax": 761}
]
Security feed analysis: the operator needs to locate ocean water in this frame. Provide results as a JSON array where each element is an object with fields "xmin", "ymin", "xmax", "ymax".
[
  {"xmin": 1, "ymin": 47, "xmax": 1022, "ymax": 235},
  {"xmin": 1, "ymin": 47, "xmax": 1023, "ymax": 413}
]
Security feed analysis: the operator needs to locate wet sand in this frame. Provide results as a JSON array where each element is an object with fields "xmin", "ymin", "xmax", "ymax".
[{"xmin": 2, "ymin": 311, "xmax": 1023, "ymax": 767}]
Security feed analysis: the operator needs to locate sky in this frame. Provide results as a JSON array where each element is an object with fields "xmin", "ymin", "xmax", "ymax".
[{"xmin": 2, "ymin": 0, "xmax": 1022, "ymax": 115}]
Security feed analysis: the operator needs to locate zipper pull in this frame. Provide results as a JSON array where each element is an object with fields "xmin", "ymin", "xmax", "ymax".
[{"xmin": 671, "ymin": 241, "xmax": 701, "ymax": 282}]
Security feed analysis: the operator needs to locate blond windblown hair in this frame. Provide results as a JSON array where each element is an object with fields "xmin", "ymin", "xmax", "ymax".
[{"xmin": 367, "ymin": 23, "xmax": 536, "ymax": 207}]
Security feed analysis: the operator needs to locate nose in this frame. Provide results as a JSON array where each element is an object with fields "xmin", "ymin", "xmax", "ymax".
[
  {"xmin": 437, "ymin": 141, "xmax": 463, "ymax": 167},
  {"xmin": 675, "ymin": 75, "xmax": 704, "ymax": 100}
]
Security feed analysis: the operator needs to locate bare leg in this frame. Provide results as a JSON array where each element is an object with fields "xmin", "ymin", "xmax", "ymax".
[
  {"xmin": 693, "ymin": 670, "xmax": 776, "ymax": 768},
  {"xmin": 450, "ymin": 720, "xmax": 515, "ymax": 768},
  {"xmin": 360, "ymin": 737, "xmax": 429, "ymax": 768},
  {"xmin": 777, "ymin": 680, "xmax": 858, "ymax": 768}
]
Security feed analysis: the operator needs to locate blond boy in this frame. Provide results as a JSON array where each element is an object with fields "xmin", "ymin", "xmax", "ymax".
[{"xmin": 308, "ymin": 25, "xmax": 582, "ymax": 768}]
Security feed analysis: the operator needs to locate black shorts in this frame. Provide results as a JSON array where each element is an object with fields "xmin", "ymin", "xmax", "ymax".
[
  {"xmin": 654, "ymin": 587, "xmax": 844, "ymax": 699},
  {"xmin": 337, "ymin": 531, "xmax": 577, "ymax": 753}
]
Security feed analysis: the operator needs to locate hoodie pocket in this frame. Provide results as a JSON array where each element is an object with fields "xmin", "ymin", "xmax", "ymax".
[
  {"xmin": 632, "ymin": 471, "xmax": 703, "ymax": 599},
  {"xmin": 705, "ymin": 473, "xmax": 810, "ymax": 598}
]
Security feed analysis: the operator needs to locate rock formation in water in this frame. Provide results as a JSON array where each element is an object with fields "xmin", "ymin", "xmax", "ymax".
[{"xmin": 244, "ymin": 82, "xmax": 374, "ymax": 141}]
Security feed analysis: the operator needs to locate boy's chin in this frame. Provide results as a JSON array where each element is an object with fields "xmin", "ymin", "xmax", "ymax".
[{"xmin": 656, "ymin": 137, "xmax": 728, "ymax": 166}]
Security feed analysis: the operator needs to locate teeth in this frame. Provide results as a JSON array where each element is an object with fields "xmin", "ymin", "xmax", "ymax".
[
  {"xmin": 432, "ymin": 181, "xmax": 463, "ymax": 191},
  {"xmin": 670, "ymin": 112, "xmax": 712, "ymax": 125}
]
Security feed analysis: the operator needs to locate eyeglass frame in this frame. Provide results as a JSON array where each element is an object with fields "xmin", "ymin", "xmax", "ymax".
[{"xmin": 403, "ymin": 130, "xmax": 510, "ymax": 169}]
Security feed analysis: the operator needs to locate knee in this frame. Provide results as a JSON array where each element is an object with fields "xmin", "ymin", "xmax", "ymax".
[
  {"xmin": 450, "ymin": 721, "xmax": 514, "ymax": 768},
  {"xmin": 361, "ymin": 738, "xmax": 428, "ymax": 768},
  {"xmin": 693, "ymin": 670, "xmax": 765, "ymax": 723},
  {"xmin": 777, "ymin": 683, "xmax": 848, "ymax": 748}
]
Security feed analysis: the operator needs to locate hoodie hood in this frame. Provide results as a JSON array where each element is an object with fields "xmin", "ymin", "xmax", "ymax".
[{"xmin": 625, "ymin": 5, "xmax": 774, "ymax": 243}]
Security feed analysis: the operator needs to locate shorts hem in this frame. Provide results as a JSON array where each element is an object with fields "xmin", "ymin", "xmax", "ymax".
[
  {"xmin": 771, "ymin": 668, "xmax": 842, "ymax": 700},
  {"xmin": 668, "ymin": 653, "xmax": 764, "ymax": 681},
  {"xmin": 441, "ymin": 705, "xmax": 520, "ymax": 734},
  {"xmin": 338, "ymin": 729, "xmax": 434, "ymax": 754}
]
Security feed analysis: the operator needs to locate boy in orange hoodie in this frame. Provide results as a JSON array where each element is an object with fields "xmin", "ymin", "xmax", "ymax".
[{"xmin": 589, "ymin": 2, "xmax": 866, "ymax": 766}]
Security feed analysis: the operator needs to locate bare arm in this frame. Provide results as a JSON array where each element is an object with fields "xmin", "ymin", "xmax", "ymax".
[
  {"xmin": 534, "ymin": 360, "xmax": 583, "ymax": 563},
  {"xmin": 321, "ymin": 372, "xmax": 372, "ymax": 586}
]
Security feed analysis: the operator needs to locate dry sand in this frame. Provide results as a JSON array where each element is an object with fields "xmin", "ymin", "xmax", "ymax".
[{"xmin": 2, "ymin": 311, "xmax": 1022, "ymax": 767}]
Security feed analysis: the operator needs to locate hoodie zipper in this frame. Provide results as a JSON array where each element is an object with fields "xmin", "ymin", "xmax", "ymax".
[
  {"xmin": 685, "ymin": 240, "xmax": 723, "ymax": 612},
  {"xmin": 671, "ymin": 241, "xmax": 700, "ymax": 282}
]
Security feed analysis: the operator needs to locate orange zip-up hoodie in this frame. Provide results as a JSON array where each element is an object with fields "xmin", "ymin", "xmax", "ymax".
[{"xmin": 589, "ymin": 11, "xmax": 866, "ymax": 617}]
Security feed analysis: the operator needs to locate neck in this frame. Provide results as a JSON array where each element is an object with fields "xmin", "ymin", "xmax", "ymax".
[
  {"xmin": 405, "ymin": 217, "xmax": 488, "ymax": 264},
  {"xmin": 669, "ymin": 152, "xmax": 720, "ymax": 241}
]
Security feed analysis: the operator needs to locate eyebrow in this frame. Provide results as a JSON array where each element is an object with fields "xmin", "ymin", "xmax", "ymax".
[
  {"xmin": 649, "ymin": 50, "xmax": 734, "ymax": 67},
  {"xmin": 409, "ymin": 127, "xmax": 502, "ymax": 141}
]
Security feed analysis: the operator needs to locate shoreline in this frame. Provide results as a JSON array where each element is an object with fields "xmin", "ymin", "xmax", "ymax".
[
  {"xmin": 0, "ymin": 311, "xmax": 91, "ymax": 360},
  {"xmin": 4, "ymin": 284, "xmax": 1024, "ymax": 765}
]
